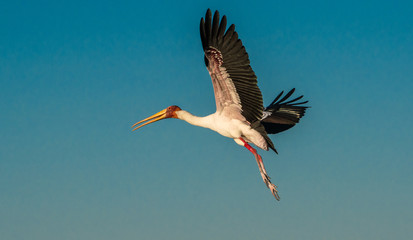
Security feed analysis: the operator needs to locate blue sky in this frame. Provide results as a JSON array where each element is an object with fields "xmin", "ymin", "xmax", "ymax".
[{"xmin": 1, "ymin": 0, "xmax": 413, "ymax": 239}]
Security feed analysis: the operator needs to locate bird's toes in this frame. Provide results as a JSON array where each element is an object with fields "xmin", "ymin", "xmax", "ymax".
[{"xmin": 269, "ymin": 184, "xmax": 280, "ymax": 201}]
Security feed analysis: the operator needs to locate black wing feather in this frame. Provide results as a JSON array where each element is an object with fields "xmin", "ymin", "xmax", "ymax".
[
  {"xmin": 200, "ymin": 18, "xmax": 207, "ymax": 50},
  {"xmin": 261, "ymin": 89, "xmax": 309, "ymax": 134},
  {"xmin": 200, "ymin": 9, "xmax": 263, "ymax": 124},
  {"xmin": 217, "ymin": 15, "xmax": 227, "ymax": 39}
]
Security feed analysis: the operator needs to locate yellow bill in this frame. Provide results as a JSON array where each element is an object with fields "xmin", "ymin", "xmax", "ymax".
[{"xmin": 131, "ymin": 109, "xmax": 167, "ymax": 131}]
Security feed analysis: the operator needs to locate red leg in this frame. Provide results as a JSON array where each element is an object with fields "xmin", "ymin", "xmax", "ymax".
[{"xmin": 239, "ymin": 138, "xmax": 280, "ymax": 201}]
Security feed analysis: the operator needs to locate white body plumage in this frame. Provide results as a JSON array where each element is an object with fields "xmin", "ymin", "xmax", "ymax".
[{"xmin": 176, "ymin": 110, "xmax": 268, "ymax": 150}]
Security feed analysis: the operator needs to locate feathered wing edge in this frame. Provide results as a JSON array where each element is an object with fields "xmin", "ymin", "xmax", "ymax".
[
  {"xmin": 261, "ymin": 88, "xmax": 309, "ymax": 135},
  {"xmin": 200, "ymin": 9, "xmax": 264, "ymax": 124}
]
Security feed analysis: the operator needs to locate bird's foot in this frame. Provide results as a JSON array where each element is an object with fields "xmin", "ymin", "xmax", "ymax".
[
  {"xmin": 268, "ymin": 182, "xmax": 280, "ymax": 201},
  {"xmin": 259, "ymin": 168, "xmax": 280, "ymax": 201},
  {"xmin": 255, "ymin": 150, "xmax": 280, "ymax": 201}
]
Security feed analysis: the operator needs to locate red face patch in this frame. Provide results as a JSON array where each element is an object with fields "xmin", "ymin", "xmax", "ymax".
[{"xmin": 166, "ymin": 105, "xmax": 181, "ymax": 118}]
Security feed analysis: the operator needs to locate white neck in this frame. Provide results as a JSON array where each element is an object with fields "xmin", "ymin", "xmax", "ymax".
[{"xmin": 175, "ymin": 110, "xmax": 214, "ymax": 130}]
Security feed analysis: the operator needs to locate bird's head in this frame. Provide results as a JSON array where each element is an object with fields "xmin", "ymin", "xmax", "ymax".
[{"xmin": 131, "ymin": 105, "xmax": 182, "ymax": 131}]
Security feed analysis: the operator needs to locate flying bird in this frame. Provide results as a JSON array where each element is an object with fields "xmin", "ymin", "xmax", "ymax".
[{"xmin": 132, "ymin": 9, "xmax": 309, "ymax": 200}]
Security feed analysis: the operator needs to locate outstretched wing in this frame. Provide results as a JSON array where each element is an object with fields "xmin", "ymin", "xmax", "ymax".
[
  {"xmin": 261, "ymin": 88, "xmax": 309, "ymax": 134},
  {"xmin": 200, "ymin": 9, "xmax": 263, "ymax": 123}
]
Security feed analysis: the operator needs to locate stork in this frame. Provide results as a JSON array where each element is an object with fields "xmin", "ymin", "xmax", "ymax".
[{"xmin": 132, "ymin": 9, "xmax": 309, "ymax": 200}]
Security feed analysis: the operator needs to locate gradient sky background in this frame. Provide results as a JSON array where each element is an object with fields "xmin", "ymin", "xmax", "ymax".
[{"xmin": 1, "ymin": 0, "xmax": 413, "ymax": 239}]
